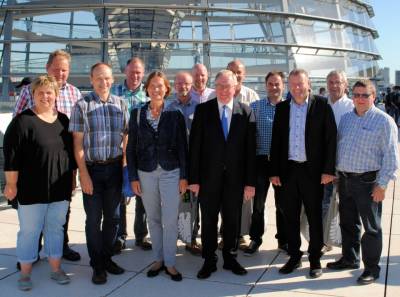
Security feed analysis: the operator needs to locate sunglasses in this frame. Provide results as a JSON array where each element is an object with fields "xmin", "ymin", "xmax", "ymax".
[{"xmin": 352, "ymin": 93, "xmax": 371, "ymax": 99}]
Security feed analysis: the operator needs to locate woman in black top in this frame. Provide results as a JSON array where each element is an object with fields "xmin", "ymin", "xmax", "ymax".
[
  {"xmin": 3, "ymin": 75, "xmax": 75, "ymax": 290},
  {"xmin": 127, "ymin": 71, "xmax": 188, "ymax": 281}
]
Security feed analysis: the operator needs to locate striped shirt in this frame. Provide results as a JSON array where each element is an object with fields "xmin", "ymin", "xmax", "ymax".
[
  {"xmin": 336, "ymin": 106, "xmax": 400, "ymax": 187},
  {"xmin": 189, "ymin": 87, "xmax": 215, "ymax": 103},
  {"xmin": 250, "ymin": 98, "xmax": 280, "ymax": 156},
  {"xmin": 13, "ymin": 83, "xmax": 82, "ymax": 119},
  {"xmin": 289, "ymin": 98, "xmax": 308, "ymax": 162},
  {"xmin": 111, "ymin": 81, "xmax": 148, "ymax": 112},
  {"xmin": 69, "ymin": 92, "xmax": 129, "ymax": 162}
]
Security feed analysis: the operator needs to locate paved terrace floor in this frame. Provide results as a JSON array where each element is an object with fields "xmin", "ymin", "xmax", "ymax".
[{"xmin": 0, "ymin": 170, "xmax": 399, "ymax": 297}]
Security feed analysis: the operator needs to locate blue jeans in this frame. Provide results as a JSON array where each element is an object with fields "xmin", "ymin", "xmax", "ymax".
[
  {"xmin": 83, "ymin": 162, "xmax": 122, "ymax": 268},
  {"xmin": 117, "ymin": 195, "xmax": 148, "ymax": 241},
  {"xmin": 338, "ymin": 171, "xmax": 382, "ymax": 277},
  {"xmin": 138, "ymin": 167, "xmax": 180, "ymax": 267},
  {"xmin": 17, "ymin": 201, "xmax": 69, "ymax": 263}
]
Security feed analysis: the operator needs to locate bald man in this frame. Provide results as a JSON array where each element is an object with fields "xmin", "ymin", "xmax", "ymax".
[{"xmin": 190, "ymin": 63, "xmax": 215, "ymax": 103}]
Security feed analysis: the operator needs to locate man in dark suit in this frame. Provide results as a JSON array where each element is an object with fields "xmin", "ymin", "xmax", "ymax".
[
  {"xmin": 270, "ymin": 69, "xmax": 337, "ymax": 278},
  {"xmin": 189, "ymin": 70, "xmax": 256, "ymax": 279}
]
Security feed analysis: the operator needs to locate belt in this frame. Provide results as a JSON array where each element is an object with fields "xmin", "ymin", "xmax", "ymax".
[
  {"xmin": 86, "ymin": 156, "xmax": 122, "ymax": 166},
  {"xmin": 289, "ymin": 160, "xmax": 307, "ymax": 164},
  {"xmin": 339, "ymin": 171, "xmax": 377, "ymax": 178}
]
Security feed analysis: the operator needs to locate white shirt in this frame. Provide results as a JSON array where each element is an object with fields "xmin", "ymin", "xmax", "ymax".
[
  {"xmin": 328, "ymin": 94, "xmax": 354, "ymax": 127},
  {"xmin": 235, "ymin": 85, "xmax": 260, "ymax": 106},
  {"xmin": 217, "ymin": 99, "xmax": 234, "ymax": 132}
]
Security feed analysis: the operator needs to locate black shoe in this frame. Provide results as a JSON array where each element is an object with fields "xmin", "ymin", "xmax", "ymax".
[
  {"xmin": 357, "ymin": 270, "xmax": 378, "ymax": 285},
  {"xmin": 135, "ymin": 238, "xmax": 152, "ymax": 251},
  {"xmin": 197, "ymin": 262, "xmax": 217, "ymax": 279},
  {"xmin": 278, "ymin": 243, "xmax": 289, "ymax": 254},
  {"xmin": 279, "ymin": 254, "xmax": 303, "ymax": 274},
  {"xmin": 327, "ymin": 258, "xmax": 360, "ymax": 270},
  {"xmin": 147, "ymin": 263, "xmax": 165, "ymax": 277},
  {"xmin": 243, "ymin": 241, "xmax": 261, "ymax": 257},
  {"xmin": 223, "ymin": 259, "xmax": 247, "ymax": 275},
  {"xmin": 113, "ymin": 238, "xmax": 126, "ymax": 255},
  {"xmin": 62, "ymin": 246, "xmax": 81, "ymax": 261},
  {"xmin": 309, "ymin": 260, "xmax": 322, "ymax": 278},
  {"xmin": 165, "ymin": 267, "xmax": 183, "ymax": 282},
  {"xmin": 92, "ymin": 268, "xmax": 107, "ymax": 285},
  {"xmin": 17, "ymin": 255, "xmax": 40, "ymax": 271},
  {"xmin": 105, "ymin": 260, "xmax": 125, "ymax": 275}
]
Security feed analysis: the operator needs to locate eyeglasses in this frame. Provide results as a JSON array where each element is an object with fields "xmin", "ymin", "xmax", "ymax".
[
  {"xmin": 352, "ymin": 93, "xmax": 371, "ymax": 99},
  {"xmin": 215, "ymin": 84, "xmax": 235, "ymax": 90}
]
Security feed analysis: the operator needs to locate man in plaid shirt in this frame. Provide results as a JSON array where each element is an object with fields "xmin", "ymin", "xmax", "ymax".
[{"xmin": 13, "ymin": 49, "xmax": 82, "ymax": 263}]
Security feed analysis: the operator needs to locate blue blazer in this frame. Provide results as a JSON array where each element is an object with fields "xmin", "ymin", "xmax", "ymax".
[{"xmin": 126, "ymin": 102, "xmax": 188, "ymax": 181}]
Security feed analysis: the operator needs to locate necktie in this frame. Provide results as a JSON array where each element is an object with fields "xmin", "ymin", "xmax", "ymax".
[{"xmin": 221, "ymin": 105, "xmax": 228, "ymax": 140}]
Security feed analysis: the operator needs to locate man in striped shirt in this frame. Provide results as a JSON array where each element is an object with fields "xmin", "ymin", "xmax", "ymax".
[
  {"xmin": 13, "ymin": 49, "xmax": 82, "ymax": 263},
  {"xmin": 327, "ymin": 79, "xmax": 400, "ymax": 285}
]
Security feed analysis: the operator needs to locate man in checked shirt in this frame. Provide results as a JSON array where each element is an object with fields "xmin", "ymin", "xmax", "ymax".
[
  {"xmin": 13, "ymin": 49, "xmax": 82, "ymax": 263},
  {"xmin": 327, "ymin": 79, "xmax": 400, "ymax": 285}
]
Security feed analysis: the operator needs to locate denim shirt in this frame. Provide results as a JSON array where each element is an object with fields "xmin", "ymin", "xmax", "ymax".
[{"xmin": 126, "ymin": 102, "xmax": 188, "ymax": 181}]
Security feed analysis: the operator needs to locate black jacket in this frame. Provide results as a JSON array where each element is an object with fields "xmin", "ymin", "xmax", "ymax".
[
  {"xmin": 126, "ymin": 102, "xmax": 188, "ymax": 181},
  {"xmin": 270, "ymin": 95, "xmax": 337, "ymax": 182}
]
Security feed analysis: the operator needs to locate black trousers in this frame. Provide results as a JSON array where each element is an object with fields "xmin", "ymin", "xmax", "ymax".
[
  {"xmin": 200, "ymin": 172, "xmax": 243, "ymax": 264},
  {"xmin": 249, "ymin": 155, "xmax": 287, "ymax": 245},
  {"xmin": 280, "ymin": 161, "xmax": 323, "ymax": 260},
  {"xmin": 338, "ymin": 171, "xmax": 382, "ymax": 277}
]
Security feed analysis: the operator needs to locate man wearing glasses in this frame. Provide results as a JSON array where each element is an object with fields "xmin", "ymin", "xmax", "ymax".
[{"xmin": 328, "ymin": 79, "xmax": 399, "ymax": 285}]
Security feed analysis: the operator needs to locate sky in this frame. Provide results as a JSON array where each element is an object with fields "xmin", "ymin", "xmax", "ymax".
[{"xmin": 371, "ymin": 1, "xmax": 399, "ymax": 84}]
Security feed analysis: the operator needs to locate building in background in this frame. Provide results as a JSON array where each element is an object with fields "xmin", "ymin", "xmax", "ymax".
[
  {"xmin": 395, "ymin": 71, "xmax": 400, "ymax": 86},
  {"xmin": 0, "ymin": 0, "xmax": 381, "ymax": 100}
]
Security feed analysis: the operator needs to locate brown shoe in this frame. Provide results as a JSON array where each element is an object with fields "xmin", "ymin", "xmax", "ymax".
[
  {"xmin": 135, "ymin": 238, "xmax": 152, "ymax": 251},
  {"xmin": 238, "ymin": 237, "xmax": 247, "ymax": 251},
  {"xmin": 217, "ymin": 239, "xmax": 224, "ymax": 250},
  {"xmin": 185, "ymin": 241, "xmax": 202, "ymax": 256}
]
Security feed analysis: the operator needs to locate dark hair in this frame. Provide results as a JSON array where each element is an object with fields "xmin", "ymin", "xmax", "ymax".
[
  {"xmin": 265, "ymin": 71, "xmax": 285, "ymax": 83},
  {"xmin": 90, "ymin": 62, "xmax": 113, "ymax": 77},
  {"xmin": 352, "ymin": 79, "xmax": 376, "ymax": 95},
  {"xmin": 144, "ymin": 71, "xmax": 171, "ymax": 98}
]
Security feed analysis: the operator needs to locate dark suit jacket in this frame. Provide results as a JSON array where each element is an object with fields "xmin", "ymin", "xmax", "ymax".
[
  {"xmin": 270, "ymin": 95, "xmax": 337, "ymax": 182},
  {"xmin": 189, "ymin": 98, "xmax": 256, "ymax": 194}
]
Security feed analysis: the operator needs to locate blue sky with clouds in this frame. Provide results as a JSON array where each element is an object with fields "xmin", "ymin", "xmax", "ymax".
[{"xmin": 372, "ymin": 1, "xmax": 399, "ymax": 83}]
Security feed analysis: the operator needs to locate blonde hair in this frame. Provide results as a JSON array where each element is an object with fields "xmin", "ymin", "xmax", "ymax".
[
  {"xmin": 46, "ymin": 49, "xmax": 71, "ymax": 66},
  {"xmin": 31, "ymin": 75, "xmax": 60, "ymax": 97}
]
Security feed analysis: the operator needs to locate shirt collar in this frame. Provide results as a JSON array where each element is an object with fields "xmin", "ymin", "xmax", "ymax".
[
  {"xmin": 291, "ymin": 97, "xmax": 309, "ymax": 107},
  {"xmin": 123, "ymin": 80, "xmax": 144, "ymax": 95},
  {"xmin": 266, "ymin": 97, "xmax": 282, "ymax": 106},
  {"xmin": 174, "ymin": 95, "xmax": 193, "ymax": 106},
  {"xmin": 91, "ymin": 91, "xmax": 114, "ymax": 104},
  {"xmin": 217, "ymin": 98, "xmax": 234, "ymax": 111},
  {"xmin": 328, "ymin": 94, "xmax": 349, "ymax": 105}
]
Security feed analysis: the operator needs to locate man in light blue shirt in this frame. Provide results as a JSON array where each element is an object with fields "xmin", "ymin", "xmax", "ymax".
[
  {"xmin": 168, "ymin": 71, "xmax": 201, "ymax": 255},
  {"xmin": 327, "ymin": 79, "xmax": 399, "ymax": 285},
  {"xmin": 244, "ymin": 71, "xmax": 287, "ymax": 256}
]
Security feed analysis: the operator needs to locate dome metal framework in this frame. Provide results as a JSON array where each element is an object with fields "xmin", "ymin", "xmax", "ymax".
[{"xmin": 0, "ymin": 0, "xmax": 380, "ymax": 98}]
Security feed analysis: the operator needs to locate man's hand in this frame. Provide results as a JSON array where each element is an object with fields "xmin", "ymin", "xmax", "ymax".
[
  {"xmin": 321, "ymin": 174, "xmax": 336, "ymax": 185},
  {"xmin": 179, "ymin": 179, "xmax": 188, "ymax": 195},
  {"xmin": 270, "ymin": 176, "xmax": 282, "ymax": 186},
  {"xmin": 3, "ymin": 183, "xmax": 17, "ymax": 201},
  {"xmin": 131, "ymin": 181, "xmax": 142, "ymax": 196},
  {"xmin": 80, "ymin": 172, "xmax": 93, "ymax": 195},
  {"xmin": 372, "ymin": 185, "xmax": 386, "ymax": 202},
  {"xmin": 189, "ymin": 184, "xmax": 200, "ymax": 197},
  {"xmin": 244, "ymin": 186, "xmax": 255, "ymax": 201}
]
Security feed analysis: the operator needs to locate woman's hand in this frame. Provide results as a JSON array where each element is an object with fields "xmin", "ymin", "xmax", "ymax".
[
  {"xmin": 3, "ymin": 183, "xmax": 17, "ymax": 201},
  {"xmin": 179, "ymin": 179, "xmax": 188, "ymax": 195},
  {"xmin": 131, "ymin": 181, "xmax": 142, "ymax": 196}
]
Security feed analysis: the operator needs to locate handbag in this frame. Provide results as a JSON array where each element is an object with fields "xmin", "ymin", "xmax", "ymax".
[
  {"xmin": 323, "ymin": 185, "xmax": 342, "ymax": 247},
  {"xmin": 177, "ymin": 191, "xmax": 197, "ymax": 244}
]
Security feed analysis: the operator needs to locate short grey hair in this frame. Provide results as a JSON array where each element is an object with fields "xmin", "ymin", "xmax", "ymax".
[
  {"xmin": 326, "ymin": 70, "xmax": 348, "ymax": 85},
  {"xmin": 215, "ymin": 69, "xmax": 237, "ymax": 85}
]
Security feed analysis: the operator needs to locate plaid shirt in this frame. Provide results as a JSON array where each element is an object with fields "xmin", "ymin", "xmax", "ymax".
[
  {"xmin": 250, "ymin": 98, "xmax": 279, "ymax": 156},
  {"xmin": 111, "ymin": 81, "xmax": 148, "ymax": 112},
  {"xmin": 336, "ymin": 106, "xmax": 400, "ymax": 187},
  {"xmin": 13, "ymin": 83, "xmax": 82, "ymax": 119},
  {"xmin": 69, "ymin": 92, "xmax": 129, "ymax": 162}
]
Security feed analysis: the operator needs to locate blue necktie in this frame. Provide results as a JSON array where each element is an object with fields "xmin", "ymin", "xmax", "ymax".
[{"xmin": 221, "ymin": 105, "xmax": 228, "ymax": 140}]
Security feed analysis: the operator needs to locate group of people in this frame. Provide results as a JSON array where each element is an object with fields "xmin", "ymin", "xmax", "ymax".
[{"xmin": 2, "ymin": 49, "xmax": 399, "ymax": 292}]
